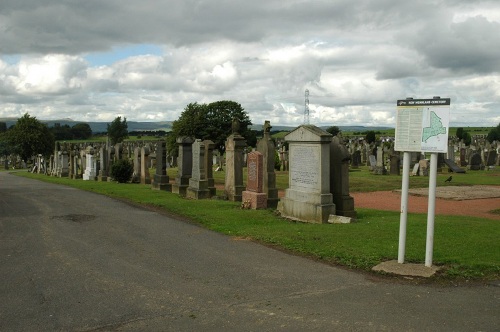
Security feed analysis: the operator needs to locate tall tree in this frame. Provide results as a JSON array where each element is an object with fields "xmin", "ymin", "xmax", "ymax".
[
  {"xmin": 326, "ymin": 126, "xmax": 341, "ymax": 137},
  {"xmin": 486, "ymin": 123, "xmax": 500, "ymax": 143},
  {"xmin": 71, "ymin": 123, "xmax": 92, "ymax": 139},
  {"xmin": 107, "ymin": 116, "xmax": 128, "ymax": 145},
  {"xmin": 364, "ymin": 130, "xmax": 376, "ymax": 144},
  {"xmin": 167, "ymin": 100, "xmax": 253, "ymax": 155},
  {"xmin": 6, "ymin": 113, "xmax": 54, "ymax": 161}
]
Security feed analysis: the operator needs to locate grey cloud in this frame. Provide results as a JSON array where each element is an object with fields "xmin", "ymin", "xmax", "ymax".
[{"xmin": 412, "ymin": 16, "xmax": 500, "ymax": 73}]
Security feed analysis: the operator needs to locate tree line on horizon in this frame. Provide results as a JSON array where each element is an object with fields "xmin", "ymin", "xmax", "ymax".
[{"xmin": 1, "ymin": 103, "xmax": 499, "ymax": 164}]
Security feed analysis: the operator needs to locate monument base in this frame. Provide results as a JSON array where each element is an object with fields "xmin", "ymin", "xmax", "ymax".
[
  {"xmin": 333, "ymin": 195, "xmax": 357, "ymax": 218},
  {"xmin": 242, "ymin": 191, "xmax": 267, "ymax": 209},
  {"xmin": 225, "ymin": 185, "xmax": 245, "ymax": 202},
  {"xmin": 278, "ymin": 190, "xmax": 335, "ymax": 224},
  {"xmin": 187, "ymin": 179, "xmax": 212, "ymax": 199},
  {"xmin": 172, "ymin": 184, "xmax": 188, "ymax": 197}
]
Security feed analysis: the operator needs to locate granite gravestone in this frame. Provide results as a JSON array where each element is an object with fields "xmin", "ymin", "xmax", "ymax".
[
  {"xmin": 256, "ymin": 120, "xmax": 279, "ymax": 208},
  {"xmin": 172, "ymin": 136, "xmax": 194, "ymax": 197},
  {"xmin": 224, "ymin": 119, "xmax": 247, "ymax": 202},
  {"xmin": 242, "ymin": 151, "xmax": 267, "ymax": 209}
]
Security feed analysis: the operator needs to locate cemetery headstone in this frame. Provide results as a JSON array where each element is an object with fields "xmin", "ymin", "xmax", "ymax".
[
  {"xmin": 172, "ymin": 136, "xmax": 194, "ymax": 197},
  {"xmin": 187, "ymin": 140, "xmax": 211, "ymax": 199},
  {"xmin": 277, "ymin": 125, "xmax": 335, "ymax": 224},
  {"xmin": 330, "ymin": 136, "xmax": 356, "ymax": 218},
  {"xmin": 242, "ymin": 151, "xmax": 267, "ymax": 209},
  {"xmin": 256, "ymin": 120, "xmax": 279, "ymax": 208},
  {"xmin": 131, "ymin": 147, "xmax": 141, "ymax": 183},
  {"xmin": 469, "ymin": 152, "xmax": 482, "ymax": 170},
  {"xmin": 140, "ymin": 145, "xmax": 152, "ymax": 185},
  {"xmin": 224, "ymin": 120, "xmax": 247, "ymax": 202},
  {"xmin": 152, "ymin": 140, "xmax": 171, "ymax": 191},
  {"xmin": 83, "ymin": 147, "xmax": 97, "ymax": 180}
]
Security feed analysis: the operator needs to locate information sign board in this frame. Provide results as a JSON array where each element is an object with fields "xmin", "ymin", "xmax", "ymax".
[{"xmin": 395, "ymin": 98, "xmax": 450, "ymax": 153}]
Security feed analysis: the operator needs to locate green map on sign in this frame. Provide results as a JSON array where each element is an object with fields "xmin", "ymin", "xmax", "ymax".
[{"xmin": 422, "ymin": 111, "xmax": 446, "ymax": 142}]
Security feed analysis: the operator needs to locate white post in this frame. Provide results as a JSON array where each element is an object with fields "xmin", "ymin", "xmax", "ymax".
[
  {"xmin": 425, "ymin": 153, "xmax": 438, "ymax": 267},
  {"xmin": 398, "ymin": 152, "xmax": 411, "ymax": 263}
]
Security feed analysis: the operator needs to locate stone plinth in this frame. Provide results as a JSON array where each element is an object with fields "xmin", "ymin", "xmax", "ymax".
[
  {"xmin": 277, "ymin": 125, "xmax": 335, "ymax": 223},
  {"xmin": 83, "ymin": 147, "xmax": 96, "ymax": 181}
]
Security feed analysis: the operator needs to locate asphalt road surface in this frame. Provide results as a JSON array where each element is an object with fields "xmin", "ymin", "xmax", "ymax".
[{"xmin": 1, "ymin": 172, "xmax": 498, "ymax": 331}]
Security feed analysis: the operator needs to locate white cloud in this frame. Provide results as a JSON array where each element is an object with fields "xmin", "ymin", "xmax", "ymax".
[{"xmin": 0, "ymin": 0, "xmax": 499, "ymax": 128}]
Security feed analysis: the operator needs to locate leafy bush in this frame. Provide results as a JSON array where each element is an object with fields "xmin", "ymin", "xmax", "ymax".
[{"xmin": 110, "ymin": 159, "xmax": 133, "ymax": 183}]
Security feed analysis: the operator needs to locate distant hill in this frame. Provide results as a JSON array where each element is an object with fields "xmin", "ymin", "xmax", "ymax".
[
  {"xmin": 250, "ymin": 124, "xmax": 394, "ymax": 133},
  {"xmin": 0, "ymin": 118, "xmax": 173, "ymax": 133}
]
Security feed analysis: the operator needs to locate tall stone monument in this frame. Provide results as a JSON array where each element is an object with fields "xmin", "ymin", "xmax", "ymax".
[
  {"xmin": 187, "ymin": 139, "xmax": 211, "ymax": 199},
  {"xmin": 224, "ymin": 119, "xmax": 247, "ymax": 202},
  {"xmin": 203, "ymin": 140, "xmax": 217, "ymax": 197},
  {"xmin": 330, "ymin": 136, "xmax": 356, "ymax": 218},
  {"xmin": 152, "ymin": 140, "xmax": 171, "ymax": 191},
  {"xmin": 242, "ymin": 151, "xmax": 267, "ymax": 209},
  {"xmin": 277, "ymin": 125, "xmax": 335, "ymax": 224},
  {"xmin": 256, "ymin": 120, "xmax": 279, "ymax": 208},
  {"xmin": 140, "ymin": 145, "xmax": 151, "ymax": 185},
  {"xmin": 83, "ymin": 147, "xmax": 97, "ymax": 181},
  {"xmin": 172, "ymin": 136, "xmax": 194, "ymax": 197}
]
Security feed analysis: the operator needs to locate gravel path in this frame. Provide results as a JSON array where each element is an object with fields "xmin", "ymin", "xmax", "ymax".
[{"xmin": 351, "ymin": 186, "xmax": 500, "ymax": 220}]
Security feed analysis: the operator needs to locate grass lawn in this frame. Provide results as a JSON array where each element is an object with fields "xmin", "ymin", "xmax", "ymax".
[{"xmin": 13, "ymin": 166, "xmax": 499, "ymax": 282}]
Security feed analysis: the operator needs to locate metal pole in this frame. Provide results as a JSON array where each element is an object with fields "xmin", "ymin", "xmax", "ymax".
[
  {"xmin": 398, "ymin": 152, "xmax": 411, "ymax": 263},
  {"xmin": 425, "ymin": 153, "xmax": 438, "ymax": 267}
]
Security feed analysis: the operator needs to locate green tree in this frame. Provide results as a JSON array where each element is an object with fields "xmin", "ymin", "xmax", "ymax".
[
  {"xmin": 455, "ymin": 127, "xmax": 465, "ymax": 140},
  {"xmin": 71, "ymin": 123, "xmax": 92, "ymax": 139},
  {"xmin": 6, "ymin": 113, "xmax": 54, "ymax": 161},
  {"xmin": 167, "ymin": 100, "xmax": 253, "ymax": 155},
  {"xmin": 326, "ymin": 126, "xmax": 341, "ymax": 137},
  {"xmin": 0, "ymin": 122, "xmax": 7, "ymax": 133},
  {"xmin": 364, "ymin": 130, "xmax": 376, "ymax": 144},
  {"xmin": 486, "ymin": 123, "xmax": 500, "ymax": 143},
  {"xmin": 50, "ymin": 123, "xmax": 73, "ymax": 140},
  {"xmin": 107, "ymin": 116, "xmax": 128, "ymax": 145},
  {"xmin": 462, "ymin": 131, "xmax": 472, "ymax": 146}
]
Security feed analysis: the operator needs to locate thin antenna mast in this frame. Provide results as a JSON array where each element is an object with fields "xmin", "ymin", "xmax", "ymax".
[{"xmin": 304, "ymin": 89, "xmax": 310, "ymax": 124}]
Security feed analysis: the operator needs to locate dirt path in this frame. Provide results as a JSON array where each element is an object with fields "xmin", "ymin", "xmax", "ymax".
[{"xmin": 351, "ymin": 188, "xmax": 500, "ymax": 220}]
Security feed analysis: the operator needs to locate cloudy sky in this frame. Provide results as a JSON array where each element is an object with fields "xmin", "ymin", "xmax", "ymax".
[{"xmin": 1, "ymin": 0, "xmax": 500, "ymax": 128}]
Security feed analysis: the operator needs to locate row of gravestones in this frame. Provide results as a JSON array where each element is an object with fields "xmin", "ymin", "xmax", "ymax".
[{"xmin": 33, "ymin": 121, "xmax": 356, "ymax": 224}]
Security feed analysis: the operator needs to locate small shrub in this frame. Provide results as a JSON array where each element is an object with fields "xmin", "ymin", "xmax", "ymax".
[{"xmin": 110, "ymin": 159, "xmax": 133, "ymax": 183}]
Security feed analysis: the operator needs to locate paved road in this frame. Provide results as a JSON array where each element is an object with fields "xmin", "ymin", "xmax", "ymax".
[{"xmin": 1, "ymin": 172, "xmax": 498, "ymax": 331}]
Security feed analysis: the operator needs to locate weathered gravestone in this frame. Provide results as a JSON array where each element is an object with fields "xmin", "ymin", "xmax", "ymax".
[
  {"xmin": 83, "ymin": 147, "xmax": 96, "ymax": 181},
  {"xmin": 152, "ymin": 140, "xmax": 171, "ymax": 191},
  {"xmin": 368, "ymin": 155, "xmax": 376, "ymax": 171},
  {"xmin": 373, "ymin": 146, "xmax": 386, "ymax": 175},
  {"xmin": 172, "ymin": 136, "xmax": 194, "ymax": 197},
  {"xmin": 460, "ymin": 148, "xmax": 467, "ymax": 166},
  {"xmin": 486, "ymin": 150, "xmax": 497, "ymax": 167},
  {"xmin": 58, "ymin": 146, "xmax": 69, "ymax": 178},
  {"xmin": 256, "ymin": 120, "xmax": 279, "ymax": 208},
  {"xmin": 131, "ymin": 147, "xmax": 141, "ymax": 183},
  {"xmin": 330, "ymin": 136, "xmax": 356, "ymax": 218},
  {"xmin": 351, "ymin": 150, "xmax": 361, "ymax": 169},
  {"xmin": 187, "ymin": 139, "xmax": 212, "ymax": 199},
  {"xmin": 390, "ymin": 153, "xmax": 400, "ymax": 176},
  {"xmin": 469, "ymin": 152, "xmax": 482, "ymax": 170},
  {"xmin": 140, "ymin": 145, "xmax": 151, "ymax": 185},
  {"xmin": 98, "ymin": 146, "xmax": 108, "ymax": 182},
  {"xmin": 277, "ymin": 125, "xmax": 335, "ymax": 224},
  {"xmin": 224, "ymin": 120, "xmax": 247, "ymax": 202},
  {"xmin": 202, "ymin": 140, "xmax": 217, "ymax": 197},
  {"xmin": 418, "ymin": 159, "xmax": 429, "ymax": 176},
  {"xmin": 242, "ymin": 151, "xmax": 267, "ymax": 209}
]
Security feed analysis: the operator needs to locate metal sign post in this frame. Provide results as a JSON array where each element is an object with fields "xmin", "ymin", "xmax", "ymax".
[{"xmin": 395, "ymin": 97, "xmax": 450, "ymax": 266}]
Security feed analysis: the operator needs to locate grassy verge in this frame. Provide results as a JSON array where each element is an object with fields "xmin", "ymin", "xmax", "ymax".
[{"xmin": 13, "ymin": 171, "xmax": 500, "ymax": 281}]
